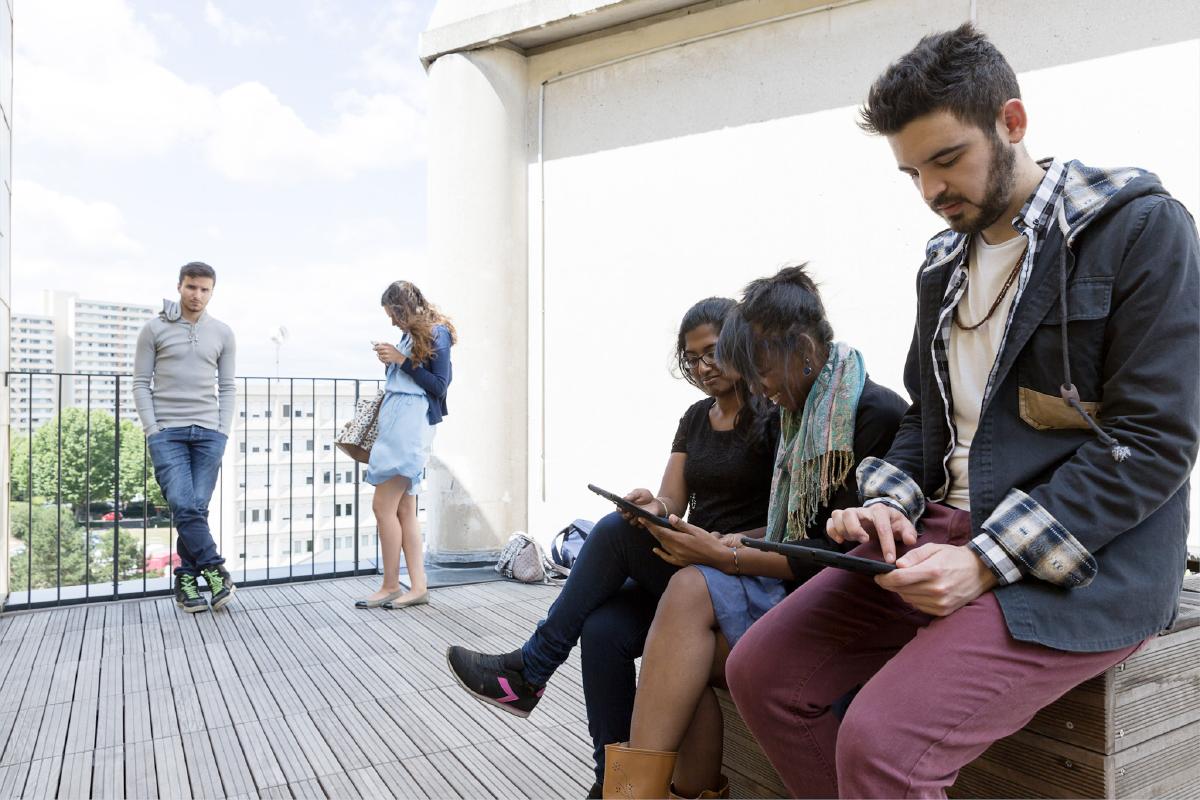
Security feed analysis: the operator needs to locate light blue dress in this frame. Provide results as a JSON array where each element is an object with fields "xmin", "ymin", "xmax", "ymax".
[
  {"xmin": 693, "ymin": 567, "xmax": 787, "ymax": 648},
  {"xmin": 365, "ymin": 334, "xmax": 436, "ymax": 490}
]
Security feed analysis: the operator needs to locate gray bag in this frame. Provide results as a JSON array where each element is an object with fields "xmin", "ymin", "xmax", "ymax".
[{"xmin": 495, "ymin": 533, "xmax": 566, "ymax": 584}]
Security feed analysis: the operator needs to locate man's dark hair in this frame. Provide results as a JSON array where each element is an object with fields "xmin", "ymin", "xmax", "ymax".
[
  {"xmin": 179, "ymin": 261, "xmax": 217, "ymax": 285},
  {"xmin": 859, "ymin": 23, "xmax": 1020, "ymax": 136}
]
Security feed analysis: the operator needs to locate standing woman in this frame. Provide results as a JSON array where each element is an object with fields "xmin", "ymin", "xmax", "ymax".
[{"xmin": 356, "ymin": 280, "xmax": 455, "ymax": 610}]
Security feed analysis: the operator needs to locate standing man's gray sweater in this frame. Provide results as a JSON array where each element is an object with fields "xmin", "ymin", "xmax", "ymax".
[{"xmin": 133, "ymin": 299, "xmax": 237, "ymax": 435}]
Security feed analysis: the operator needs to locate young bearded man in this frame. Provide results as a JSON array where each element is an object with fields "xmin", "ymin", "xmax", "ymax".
[
  {"xmin": 725, "ymin": 24, "xmax": 1200, "ymax": 798},
  {"xmin": 133, "ymin": 262, "xmax": 238, "ymax": 613}
]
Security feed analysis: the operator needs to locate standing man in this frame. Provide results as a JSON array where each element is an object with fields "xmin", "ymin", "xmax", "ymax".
[
  {"xmin": 726, "ymin": 24, "xmax": 1200, "ymax": 798},
  {"xmin": 134, "ymin": 262, "xmax": 238, "ymax": 613}
]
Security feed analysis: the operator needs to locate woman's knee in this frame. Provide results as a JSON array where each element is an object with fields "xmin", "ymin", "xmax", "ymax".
[{"xmin": 660, "ymin": 566, "xmax": 711, "ymax": 618}]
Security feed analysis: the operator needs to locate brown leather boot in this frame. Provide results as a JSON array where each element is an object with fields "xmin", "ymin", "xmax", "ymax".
[
  {"xmin": 668, "ymin": 774, "xmax": 730, "ymax": 799},
  {"xmin": 602, "ymin": 743, "xmax": 677, "ymax": 799}
]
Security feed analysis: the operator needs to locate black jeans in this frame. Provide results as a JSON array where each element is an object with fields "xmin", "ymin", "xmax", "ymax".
[{"xmin": 520, "ymin": 511, "xmax": 678, "ymax": 783}]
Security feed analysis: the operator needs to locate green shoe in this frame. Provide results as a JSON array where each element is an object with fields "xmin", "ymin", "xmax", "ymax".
[
  {"xmin": 175, "ymin": 573, "xmax": 209, "ymax": 613},
  {"xmin": 200, "ymin": 566, "xmax": 236, "ymax": 610}
]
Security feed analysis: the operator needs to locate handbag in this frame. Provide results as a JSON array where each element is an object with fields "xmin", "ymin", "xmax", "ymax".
[
  {"xmin": 550, "ymin": 519, "xmax": 593, "ymax": 574},
  {"xmin": 496, "ymin": 532, "xmax": 565, "ymax": 584},
  {"xmin": 334, "ymin": 389, "xmax": 385, "ymax": 463}
]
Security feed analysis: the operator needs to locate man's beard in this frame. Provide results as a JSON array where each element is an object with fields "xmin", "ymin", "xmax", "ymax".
[{"xmin": 936, "ymin": 134, "xmax": 1017, "ymax": 235}]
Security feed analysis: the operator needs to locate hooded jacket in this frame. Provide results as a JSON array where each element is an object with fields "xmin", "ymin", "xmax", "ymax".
[
  {"xmin": 132, "ymin": 299, "xmax": 237, "ymax": 435},
  {"xmin": 858, "ymin": 159, "xmax": 1200, "ymax": 652}
]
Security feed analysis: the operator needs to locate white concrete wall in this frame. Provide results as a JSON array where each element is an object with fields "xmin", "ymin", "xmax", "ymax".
[
  {"xmin": 0, "ymin": 0, "xmax": 12, "ymax": 607},
  {"xmin": 515, "ymin": 0, "xmax": 1200, "ymax": 546}
]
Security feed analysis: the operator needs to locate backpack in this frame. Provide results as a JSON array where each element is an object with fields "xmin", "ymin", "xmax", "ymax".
[
  {"xmin": 550, "ymin": 519, "xmax": 593, "ymax": 574},
  {"xmin": 495, "ymin": 532, "xmax": 566, "ymax": 584}
]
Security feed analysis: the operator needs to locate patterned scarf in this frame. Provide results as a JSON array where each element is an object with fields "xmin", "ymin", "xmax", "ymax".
[{"xmin": 766, "ymin": 342, "xmax": 866, "ymax": 542}]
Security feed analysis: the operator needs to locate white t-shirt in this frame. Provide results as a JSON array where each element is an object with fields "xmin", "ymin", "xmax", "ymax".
[{"xmin": 945, "ymin": 233, "xmax": 1028, "ymax": 511}]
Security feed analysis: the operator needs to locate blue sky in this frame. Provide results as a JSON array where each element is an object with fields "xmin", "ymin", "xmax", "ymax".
[{"xmin": 14, "ymin": 0, "xmax": 439, "ymax": 377}]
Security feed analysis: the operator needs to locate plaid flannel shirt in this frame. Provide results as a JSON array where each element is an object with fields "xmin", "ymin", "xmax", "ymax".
[{"xmin": 860, "ymin": 159, "xmax": 1128, "ymax": 589}]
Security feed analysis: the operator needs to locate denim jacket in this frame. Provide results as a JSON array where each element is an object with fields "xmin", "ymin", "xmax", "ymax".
[{"xmin": 859, "ymin": 160, "xmax": 1200, "ymax": 652}]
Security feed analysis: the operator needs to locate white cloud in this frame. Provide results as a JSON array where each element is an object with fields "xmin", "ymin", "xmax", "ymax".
[
  {"xmin": 203, "ymin": 2, "xmax": 277, "ymax": 46},
  {"xmin": 16, "ymin": 0, "xmax": 424, "ymax": 182},
  {"xmin": 11, "ymin": 180, "xmax": 149, "ymax": 312}
]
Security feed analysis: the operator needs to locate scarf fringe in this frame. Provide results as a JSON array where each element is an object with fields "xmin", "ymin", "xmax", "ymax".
[{"xmin": 787, "ymin": 449, "xmax": 856, "ymax": 540}]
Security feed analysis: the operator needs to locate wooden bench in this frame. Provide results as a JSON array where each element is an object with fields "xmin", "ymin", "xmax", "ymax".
[{"xmin": 718, "ymin": 576, "xmax": 1200, "ymax": 799}]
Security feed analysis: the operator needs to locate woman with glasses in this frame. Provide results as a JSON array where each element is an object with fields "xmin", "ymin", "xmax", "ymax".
[
  {"xmin": 447, "ymin": 296, "xmax": 779, "ymax": 798},
  {"xmin": 603, "ymin": 265, "xmax": 907, "ymax": 799}
]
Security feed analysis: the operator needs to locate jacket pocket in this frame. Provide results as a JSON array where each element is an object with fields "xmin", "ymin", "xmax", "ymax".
[{"xmin": 1019, "ymin": 386, "xmax": 1101, "ymax": 431}]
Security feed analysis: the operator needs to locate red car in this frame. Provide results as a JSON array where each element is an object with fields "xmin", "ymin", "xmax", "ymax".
[
  {"xmin": 101, "ymin": 511, "xmax": 122, "ymax": 521},
  {"xmin": 144, "ymin": 551, "xmax": 181, "ymax": 571}
]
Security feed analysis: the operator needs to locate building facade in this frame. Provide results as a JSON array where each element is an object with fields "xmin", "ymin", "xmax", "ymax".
[
  {"xmin": 9, "ymin": 313, "xmax": 55, "ymax": 429},
  {"xmin": 418, "ymin": 0, "xmax": 1200, "ymax": 554}
]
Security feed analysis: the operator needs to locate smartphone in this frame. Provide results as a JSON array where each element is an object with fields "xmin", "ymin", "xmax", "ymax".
[
  {"xmin": 740, "ymin": 537, "xmax": 895, "ymax": 575},
  {"xmin": 587, "ymin": 484, "xmax": 676, "ymax": 529}
]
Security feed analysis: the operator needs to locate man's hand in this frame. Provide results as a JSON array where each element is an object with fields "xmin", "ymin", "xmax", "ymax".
[
  {"xmin": 644, "ymin": 517, "xmax": 726, "ymax": 569},
  {"xmin": 373, "ymin": 343, "xmax": 407, "ymax": 365},
  {"xmin": 875, "ymin": 543, "xmax": 998, "ymax": 616},
  {"xmin": 827, "ymin": 505, "xmax": 918, "ymax": 564}
]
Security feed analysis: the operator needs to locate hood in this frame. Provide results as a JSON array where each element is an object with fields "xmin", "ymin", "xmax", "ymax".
[
  {"xmin": 160, "ymin": 299, "xmax": 182, "ymax": 322},
  {"xmin": 1055, "ymin": 161, "xmax": 1161, "ymax": 244}
]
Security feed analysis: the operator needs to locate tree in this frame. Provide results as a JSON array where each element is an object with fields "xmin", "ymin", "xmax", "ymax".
[
  {"xmin": 9, "ymin": 502, "xmax": 155, "ymax": 592},
  {"xmin": 9, "ymin": 408, "xmax": 165, "ymax": 511}
]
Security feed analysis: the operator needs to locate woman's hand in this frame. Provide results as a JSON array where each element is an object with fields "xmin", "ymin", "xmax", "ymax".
[
  {"xmin": 718, "ymin": 533, "xmax": 743, "ymax": 549},
  {"xmin": 373, "ymin": 343, "xmax": 407, "ymax": 365},
  {"xmin": 644, "ymin": 517, "xmax": 729, "ymax": 569},
  {"xmin": 619, "ymin": 488, "xmax": 660, "ymax": 528}
]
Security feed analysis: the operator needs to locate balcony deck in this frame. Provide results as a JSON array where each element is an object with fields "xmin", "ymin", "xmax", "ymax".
[{"xmin": 0, "ymin": 578, "xmax": 594, "ymax": 799}]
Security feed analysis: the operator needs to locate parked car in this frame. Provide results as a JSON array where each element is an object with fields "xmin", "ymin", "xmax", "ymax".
[
  {"xmin": 101, "ymin": 510, "xmax": 123, "ymax": 521},
  {"xmin": 144, "ymin": 551, "xmax": 181, "ymax": 571}
]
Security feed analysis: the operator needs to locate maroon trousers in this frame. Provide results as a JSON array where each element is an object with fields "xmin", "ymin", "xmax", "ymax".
[{"xmin": 725, "ymin": 503, "xmax": 1145, "ymax": 798}]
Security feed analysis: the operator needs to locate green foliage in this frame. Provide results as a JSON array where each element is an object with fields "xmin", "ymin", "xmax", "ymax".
[
  {"xmin": 8, "ymin": 408, "xmax": 164, "ymax": 509},
  {"xmin": 8, "ymin": 502, "xmax": 152, "ymax": 591}
]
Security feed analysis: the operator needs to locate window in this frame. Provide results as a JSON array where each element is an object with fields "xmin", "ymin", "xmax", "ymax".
[
  {"xmin": 240, "ymin": 511, "xmax": 246, "ymax": 523},
  {"xmin": 239, "ymin": 443, "xmax": 246, "ymax": 454},
  {"xmin": 282, "ymin": 404, "xmax": 291, "ymax": 417},
  {"xmin": 345, "ymin": 503, "xmax": 353, "ymax": 516},
  {"xmin": 344, "ymin": 471, "xmax": 352, "ymax": 483},
  {"xmin": 251, "ymin": 509, "xmax": 260, "ymax": 522},
  {"xmin": 282, "ymin": 442, "xmax": 291, "ymax": 453},
  {"xmin": 334, "ymin": 504, "xmax": 342, "ymax": 517},
  {"xmin": 323, "ymin": 471, "xmax": 331, "ymax": 485},
  {"xmin": 305, "ymin": 540, "xmax": 314, "ymax": 553},
  {"xmin": 305, "ymin": 512, "xmax": 314, "ymax": 519},
  {"xmin": 239, "ymin": 410, "xmax": 247, "ymax": 418},
  {"xmin": 305, "ymin": 440, "xmax": 314, "ymax": 452},
  {"xmin": 305, "ymin": 476, "xmax": 314, "ymax": 486},
  {"xmin": 265, "ymin": 510, "xmax": 272, "ymax": 522},
  {"xmin": 323, "ymin": 443, "xmax": 331, "ymax": 451},
  {"xmin": 252, "ymin": 446, "xmax": 260, "ymax": 453}
]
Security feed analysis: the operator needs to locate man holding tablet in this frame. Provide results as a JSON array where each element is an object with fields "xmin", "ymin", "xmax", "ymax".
[{"xmin": 726, "ymin": 24, "xmax": 1200, "ymax": 799}]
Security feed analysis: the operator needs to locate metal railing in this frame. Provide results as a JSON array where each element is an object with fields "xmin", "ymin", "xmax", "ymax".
[{"xmin": 4, "ymin": 371, "xmax": 405, "ymax": 610}]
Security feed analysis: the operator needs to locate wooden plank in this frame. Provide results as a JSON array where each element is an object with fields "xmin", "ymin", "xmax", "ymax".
[
  {"xmin": 239, "ymin": 674, "xmax": 284, "ymax": 722},
  {"xmin": 285, "ymin": 779, "xmax": 326, "ymax": 800},
  {"xmin": 18, "ymin": 668, "xmax": 54, "ymax": 712},
  {"xmin": 124, "ymin": 651, "xmax": 150, "ymax": 696},
  {"xmin": 153, "ymin": 736, "xmax": 193, "ymax": 800},
  {"xmin": 473, "ymin": 739, "xmax": 561, "ymax": 799},
  {"xmin": 401, "ymin": 754, "xmax": 460, "ymax": 799},
  {"xmin": 426, "ymin": 749, "xmax": 496, "ymax": 799},
  {"xmin": 355, "ymin": 703, "xmax": 422, "ymax": 761},
  {"xmin": 64, "ymin": 698, "xmax": 99, "ymax": 755},
  {"xmin": 316, "ymin": 771, "xmax": 361, "ymax": 799},
  {"xmin": 0, "ymin": 762, "xmax": 31, "ymax": 799},
  {"xmin": 125, "ymin": 739, "xmax": 160, "ymax": 800},
  {"xmin": 346, "ymin": 766, "xmax": 398, "ymax": 800},
  {"xmin": 92, "ymin": 746, "xmax": 125, "ymax": 800},
  {"xmin": 30, "ymin": 702, "xmax": 71, "ymax": 762},
  {"xmin": 20, "ymin": 756, "xmax": 62, "ymax": 800},
  {"xmin": 307, "ymin": 707, "xmax": 373, "ymax": 771},
  {"xmin": 98, "ymin": 654, "xmax": 123, "ymax": 697},
  {"xmin": 150, "ymin": 687, "xmax": 181, "ymax": 739},
  {"xmin": 46, "ymin": 659, "xmax": 80, "ymax": 706},
  {"xmin": 173, "ymin": 684, "xmax": 207, "ymax": 736},
  {"xmin": 196, "ymin": 682, "xmax": 234, "ymax": 728},
  {"xmin": 2, "ymin": 706, "xmax": 42, "ymax": 766},
  {"xmin": 233, "ymin": 721, "xmax": 288, "ymax": 792},
  {"xmin": 126, "ymin": 690, "xmax": 155, "ymax": 744},
  {"xmin": 258, "ymin": 716, "xmax": 318, "ymax": 785},
  {"xmin": 59, "ymin": 750, "xmax": 94, "ymax": 800},
  {"xmin": 258, "ymin": 786, "xmax": 292, "ymax": 799},
  {"xmin": 95, "ymin": 691, "xmax": 125, "ymax": 750},
  {"xmin": 371, "ymin": 761, "xmax": 424, "ymax": 799},
  {"xmin": 283, "ymin": 714, "xmax": 344, "ymax": 778},
  {"xmin": 445, "ymin": 745, "xmax": 528, "ymax": 800},
  {"xmin": 181, "ymin": 729, "xmax": 226, "ymax": 800}
]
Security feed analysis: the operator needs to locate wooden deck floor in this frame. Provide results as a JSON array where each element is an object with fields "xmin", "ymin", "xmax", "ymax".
[{"xmin": 0, "ymin": 578, "xmax": 595, "ymax": 799}]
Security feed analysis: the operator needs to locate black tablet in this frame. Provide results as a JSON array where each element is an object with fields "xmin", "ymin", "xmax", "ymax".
[
  {"xmin": 587, "ymin": 484, "xmax": 676, "ymax": 529},
  {"xmin": 740, "ymin": 537, "xmax": 895, "ymax": 575}
]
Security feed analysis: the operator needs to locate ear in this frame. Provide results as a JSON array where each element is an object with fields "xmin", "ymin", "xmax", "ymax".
[
  {"xmin": 998, "ymin": 98, "xmax": 1028, "ymax": 145},
  {"xmin": 796, "ymin": 332, "xmax": 820, "ymax": 365}
]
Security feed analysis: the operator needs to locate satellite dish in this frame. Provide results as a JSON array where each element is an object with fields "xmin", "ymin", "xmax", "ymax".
[{"xmin": 269, "ymin": 326, "xmax": 289, "ymax": 345}]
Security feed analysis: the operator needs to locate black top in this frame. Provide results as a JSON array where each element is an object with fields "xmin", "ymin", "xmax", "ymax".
[
  {"xmin": 785, "ymin": 378, "xmax": 909, "ymax": 582},
  {"xmin": 671, "ymin": 399, "xmax": 781, "ymax": 536}
]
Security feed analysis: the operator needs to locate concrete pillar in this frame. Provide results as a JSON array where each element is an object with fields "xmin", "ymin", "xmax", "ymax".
[
  {"xmin": 422, "ymin": 47, "xmax": 528, "ymax": 563},
  {"xmin": 0, "ymin": 0, "xmax": 12, "ymax": 609}
]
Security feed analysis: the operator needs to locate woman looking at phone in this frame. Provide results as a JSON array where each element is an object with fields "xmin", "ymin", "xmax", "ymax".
[
  {"xmin": 606, "ymin": 265, "xmax": 907, "ymax": 799},
  {"xmin": 355, "ymin": 280, "xmax": 455, "ymax": 610},
  {"xmin": 447, "ymin": 297, "xmax": 779, "ymax": 797}
]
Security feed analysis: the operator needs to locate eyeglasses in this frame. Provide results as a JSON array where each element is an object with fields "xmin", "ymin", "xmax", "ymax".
[{"xmin": 682, "ymin": 352, "xmax": 719, "ymax": 370}]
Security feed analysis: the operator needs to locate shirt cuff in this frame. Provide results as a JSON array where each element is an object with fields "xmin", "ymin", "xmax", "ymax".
[
  {"xmin": 977, "ymin": 488, "xmax": 1097, "ymax": 588},
  {"xmin": 968, "ymin": 533, "xmax": 1023, "ymax": 585},
  {"xmin": 856, "ymin": 457, "xmax": 926, "ymax": 522}
]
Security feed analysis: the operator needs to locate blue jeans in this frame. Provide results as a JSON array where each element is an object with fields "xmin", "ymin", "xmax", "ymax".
[
  {"xmin": 147, "ymin": 425, "xmax": 227, "ymax": 576},
  {"xmin": 521, "ymin": 512, "xmax": 678, "ymax": 784}
]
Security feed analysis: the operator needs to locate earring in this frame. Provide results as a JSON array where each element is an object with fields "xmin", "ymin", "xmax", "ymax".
[{"xmin": 803, "ymin": 359, "xmax": 812, "ymax": 376}]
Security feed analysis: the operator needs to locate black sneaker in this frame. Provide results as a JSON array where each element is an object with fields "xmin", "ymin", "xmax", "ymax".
[
  {"xmin": 200, "ymin": 566, "xmax": 236, "ymax": 610},
  {"xmin": 446, "ymin": 646, "xmax": 544, "ymax": 718},
  {"xmin": 175, "ymin": 573, "xmax": 209, "ymax": 613}
]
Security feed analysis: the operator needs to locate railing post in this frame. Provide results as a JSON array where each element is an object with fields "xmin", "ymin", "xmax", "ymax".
[
  {"xmin": 112, "ymin": 375, "xmax": 121, "ymax": 601},
  {"xmin": 353, "ymin": 380, "xmax": 360, "ymax": 576}
]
